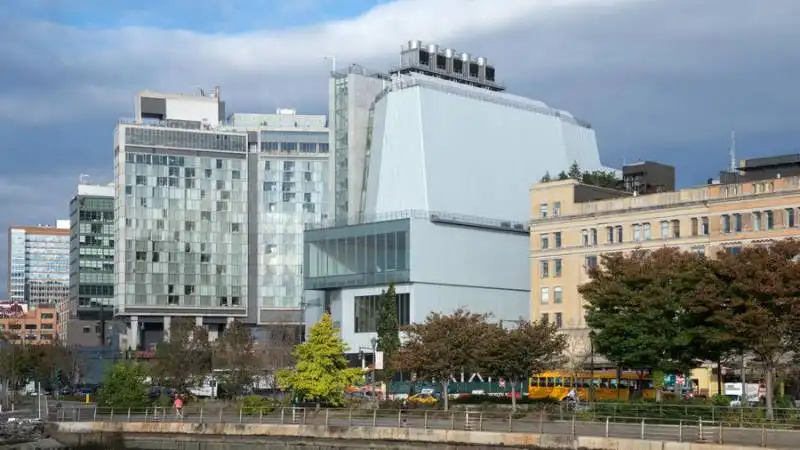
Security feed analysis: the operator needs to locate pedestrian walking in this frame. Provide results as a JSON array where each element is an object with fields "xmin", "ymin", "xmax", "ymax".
[{"xmin": 174, "ymin": 395, "xmax": 184, "ymax": 419}]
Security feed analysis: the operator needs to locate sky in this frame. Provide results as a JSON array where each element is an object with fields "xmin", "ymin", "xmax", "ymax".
[{"xmin": 0, "ymin": 0, "xmax": 799, "ymax": 298}]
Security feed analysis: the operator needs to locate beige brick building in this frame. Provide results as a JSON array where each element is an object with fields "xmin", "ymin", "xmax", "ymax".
[{"xmin": 530, "ymin": 176, "xmax": 800, "ymax": 349}]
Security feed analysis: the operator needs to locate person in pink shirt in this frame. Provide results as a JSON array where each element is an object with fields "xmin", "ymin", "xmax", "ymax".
[{"xmin": 174, "ymin": 395, "xmax": 184, "ymax": 419}]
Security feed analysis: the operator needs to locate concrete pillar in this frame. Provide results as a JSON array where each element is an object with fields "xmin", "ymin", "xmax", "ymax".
[
  {"xmin": 128, "ymin": 316, "xmax": 139, "ymax": 350},
  {"xmin": 195, "ymin": 316, "xmax": 203, "ymax": 326},
  {"xmin": 163, "ymin": 316, "xmax": 171, "ymax": 342}
]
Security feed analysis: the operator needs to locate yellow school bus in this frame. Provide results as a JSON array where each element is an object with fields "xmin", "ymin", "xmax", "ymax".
[{"xmin": 529, "ymin": 370, "xmax": 657, "ymax": 401}]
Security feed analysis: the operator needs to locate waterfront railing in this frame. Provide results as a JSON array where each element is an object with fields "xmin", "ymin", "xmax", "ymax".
[{"xmin": 49, "ymin": 404, "xmax": 800, "ymax": 449}]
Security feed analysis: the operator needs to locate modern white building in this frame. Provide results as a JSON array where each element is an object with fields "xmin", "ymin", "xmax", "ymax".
[
  {"xmin": 304, "ymin": 41, "xmax": 611, "ymax": 357},
  {"xmin": 114, "ymin": 90, "xmax": 328, "ymax": 351}
]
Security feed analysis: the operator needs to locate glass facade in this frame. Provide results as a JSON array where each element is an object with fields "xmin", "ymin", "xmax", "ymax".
[
  {"xmin": 353, "ymin": 292, "xmax": 410, "ymax": 333},
  {"xmin": 125, "ymin": 127, "xmax": 247, "ymax": 152},
  {"xmin": 258, "ymin": 157, "xmax": 328, "ymax": 309},
  {"xmin": 304, "ymin": 219, "xmax": 410, "ymax": 290},
  {"xmin": 118, "ymin": 146, "xmax": 248, "ymax": 310},
  {"xmin": 7, "ymin": 228, "xmax": 70, "ymax": 305},
  {"xmin": 69, "ymin": 194, "xmax": 115, "ymax": 313},
  {"xmin": 260, "ymin": 131, "xmax": 329, "ymax": 154}
]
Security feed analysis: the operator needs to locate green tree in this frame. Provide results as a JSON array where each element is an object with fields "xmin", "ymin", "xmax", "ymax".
[
  {"xmin": 697, "ymin": 240, "xmax": 800, "ymax": 418},
  {"xmin": 213, "ymin": 320, "xmax": 261, "ymax": 398},
  {"xmin": 276, "ymin": 313, "xmax": 361, "ymax": 406},
  {"xmin": 557, "ymin": 171, "xmax": 569, "ymax": 180},
  {"xmin": 151, "ymin": 318, "xmax": 212, "ymax": 391},
  {"xmin": 97, "ymin": 361, "xmax": 150, "ymax": 407},
  {"xmin": 567, "ymin": 161, "xmax": 582, "ymax": 180},
  {"xmin": 375, "ymin": 283, "xmax": 401, "ymax": 386},
  {"xmin": 581, "ymin": 170, "xmax": 621, "ymax": 189},
  {"xmin": 580, "ymin": 248, "xmax": 708, "ymax": 383},
  {"xmin": 395, "ymin": 309, "xmax": 489, "ymax": 411},
  {"xmin": 481, "ymin": 320, "xmax": 566, "ymax": 411},
  {"xmin": 539, "ymin": 171, "xmax": 552, "ymax": 183},
  {"xmin": 0, "ymin": 342, "xmax": 32, "ymax": 401}
]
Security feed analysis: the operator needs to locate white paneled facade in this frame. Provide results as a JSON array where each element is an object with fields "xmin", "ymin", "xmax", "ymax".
[{"xmin": 364, "ymin": 74, "xmax": 608, "ymax": 222}]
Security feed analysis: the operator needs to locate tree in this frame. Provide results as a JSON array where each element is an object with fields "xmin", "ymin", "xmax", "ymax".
[
  {"xmin": 481, "ymin": 320, "xmax": 566, "ymax": 411},
  {"xmin": 395, "ymin": 309, "xmax": 489, "ymax": 411},
  {"xmin": 561, "ymin": 332, "xmax": 592, "ymax": 388},
  {"xmin": 276, "ymin": 313, "xmax": 361, "ymax": 406},
  {"xmin": 0, "ymin": 342, "xmax": 32, "ymax": 402},
  {"xmin": 26, "ymin": 343, "xmax": 76, "ymax": 392},
  {"xmin": 580, "ymin": 248, "xmax": 708, "ymax": 382},
  {"xmin": 698, "ymin": 240, "xmax": 800, "ymax": 417},
  {"xmin": 97, "ymin": 361, "xmax": 150, "ymax": 407},
  {"xmin": 557, "ymin": 171, "xmax": 569, "ymax": 180},
  {"xmin": 260, "ymin": 325, "xmax": 302, "ymax": 380},
  {"xmin": 567, "ymin": 161, "xmax": 582, "ymax": 180},
  {"xmin": 213, "ymin": 320, "xmax": 260, "ymax": 398},
  {"xmin": 375, "ymin": 283, "xmax": 401, "ymax": 386},
  {"xmin": 540, "ymin": 172, "xmax": 552, "ymax": 183},
  {"xmin": 581, "ymin": 170, "xmax": 622, "ymax": 189},
  {"xmin": 151, "ymin": 318, "xmax": 212, "ymax": 391}
]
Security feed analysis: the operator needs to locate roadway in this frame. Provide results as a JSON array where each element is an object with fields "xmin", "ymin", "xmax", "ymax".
[{"xmin": 49, "ymin": 406, "xmax": 797, "ymax": 449}]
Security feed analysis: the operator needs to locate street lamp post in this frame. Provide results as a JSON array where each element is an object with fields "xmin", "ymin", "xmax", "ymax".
[
  {"xmin": 589, "ymin": 330, "xmax": 596, "ymax": 402},
  {"xmin": 370, "ymin": 337, "xmax": 378, "ymax": 401}
]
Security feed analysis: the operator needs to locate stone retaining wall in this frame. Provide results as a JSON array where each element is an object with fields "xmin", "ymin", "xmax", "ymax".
[{"xmin": 49, "ymin": 421, "xmax": 778, "ymax": 450}]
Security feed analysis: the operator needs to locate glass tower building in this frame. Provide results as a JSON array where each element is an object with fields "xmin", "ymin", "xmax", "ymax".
[
  {"xmin": 114, "ymin": 91, "xmax": 329, "ymax": 351},
  {"xmin": 7, "ymin": 222, "xmax": 70, "ymax": 307},
  {"xmin": 65, "ymin": 182, "xmax": 116, "ymax": 344}
]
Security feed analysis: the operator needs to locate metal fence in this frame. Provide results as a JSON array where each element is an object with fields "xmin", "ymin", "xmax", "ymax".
[{"xmin": 50, "ymin": 405, "xmax": 800, "ymax": 449}]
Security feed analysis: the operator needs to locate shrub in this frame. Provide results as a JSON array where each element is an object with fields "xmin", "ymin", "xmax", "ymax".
[{"xmin": 240, "ymin": 395, "xmax": 275, "ymax": 415}]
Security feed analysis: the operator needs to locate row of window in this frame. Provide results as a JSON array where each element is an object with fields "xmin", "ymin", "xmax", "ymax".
[
  {"xmin": 0, "ymin": 323, "xmax": 55, "ymax": 330},
  {"xmin": 259, "ymin": 142, "xmax": 329, "ymax": 153},
  {"xmin": 538, "ymin": 209, "xmax": 797, "ymax": 251},
  {"xmin": 540, "ymin": 312, "xmax": 563, "ymax": 329},
  {"xmin": 539, "ymin": 201, "xmax": 562, "ymax": 219},
  {"xmin": 538, "ymin": 259, "xmax": 563, "ymax": 278},
  {"xmin": 538, "ymin": 286, "xmax": 563, "ymax": 304}
]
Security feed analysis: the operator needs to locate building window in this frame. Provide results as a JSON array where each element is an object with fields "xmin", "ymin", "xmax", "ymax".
[
  {"xmin": 786, "ymin": 208, "xmax": 795, "ymax": 228},
  {"xmin": 671, "ymin": 219, "xmax": 680, "ymax": 238},
  {"xmin": 554, "ymin": 287, "xmax": 563, "ymax": 304},
  {"xmin": 733, "ymin": 214, "xmax": 742, "ymax": 233},
  {"xmin": 540, "ymin": 234, "xmax": 549, "ymax": 250},
  {"xmin": 590, "ymin": 228, "xmax": 598, "ymax": 246},
  {"xmin": 541, "ymin": 313, "xmax": 549, "ymax": 323},
  {"xmin": 615, "ymin": 226, "xmax": 623, "ymax": 243},
  {"xmin": 606, "ymin": 226, "xmax": 614, "ymax": 243},
  {"xmin": 585, "ymin": 255, "xmax": 598, "ymax": 273},
  {"xmin": 539, "ymin": 203, "xmax": 548, "ymax": 219},
  {"xmin": 540, "ymin": 287, "xmax": 550, "ymax": 304},
  {"xmin": 554, "ymin": 232, "xmax": 562, "ymax": 248},
  {"xmin": 766, "ymin": 210, "xmax": 774, "ymax": 230},
  {"xmin": 353, "ymin": 292, "xmax": 411, "ymax": 333},
  {"xmin": 40, "ymin": 313, "xmax": 53, "ymax": 319},
  {"xmin": 700, "ymin": 216, "xmax": 709, "ymax": 235},
  {"xmin": 721, "ymin": 214, "xmax": 731, "ymax": 233},
  {"xmin": 752, "ymin": 212, "xmax": 761, "ymax": 231},
  {"xmin": 660, "ymin": 221, "xmax": 669, "ymax": 239},
  {"xmin": 691, "ymin": 218, "xmax": 699, "ymax": 236},
  {"xmin": 581, "ymin": 229, "xmax": 589, "ymax": 246},
  {"xmin": 643, "ymin": 223, "xmax": 651, "ymax": 240},
  {"xmin": 540, "ymin": 260, "xmax": 549, "ymax": 278},
  {"xmin": 553, "ymin": 202, "xmax": 561, "ymax": 217},
  {"xmin": 553, "ymin": 259, "xmax": 562, "ymax": 277},
  {"xmin": 633, "ymin": 224, "xmax": 642, "ymax": 242},
  {"xmin": 691, "ymin": 245, "xmax": 706, "ymax": 256},
  {"xmin": 555, "ymin": 312, "xmax": 563, "ymax": 329}
]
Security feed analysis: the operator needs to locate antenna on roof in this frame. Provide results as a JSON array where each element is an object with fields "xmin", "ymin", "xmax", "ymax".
[{"xmin": 729, "ymin": 130, "xmax": 737, "ymax": 172}]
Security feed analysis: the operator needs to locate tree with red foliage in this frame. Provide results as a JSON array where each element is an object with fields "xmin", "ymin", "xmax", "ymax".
[
  {"xmin": 394, "ymin": 309, "xmax": 489, "ymax": 411},
  {"xmin": 697, "ymin": 240, "xmax": 800, "ymax": 418},
  {"xmin": 480, "ymin": 320, "xmax": 566, "ymax": 411}
]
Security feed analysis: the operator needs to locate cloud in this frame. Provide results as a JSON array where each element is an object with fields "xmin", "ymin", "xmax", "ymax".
[{"xmin": 0, "ymin": 0, "xmax": 799, "ymax": 296}]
